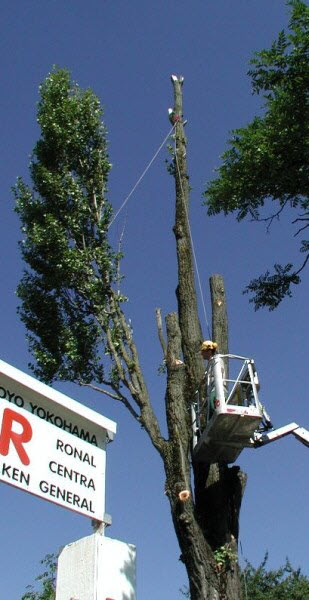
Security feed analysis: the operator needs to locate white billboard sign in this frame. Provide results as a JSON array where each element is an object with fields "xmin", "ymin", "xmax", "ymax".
[
  {"xmin": 0, "ymin": 402, "xmax": 106, "ymax": 519},
  {"xmin": 0, "ymin": 360, "xmax": 116, "ymax": 450},
  {"xmin": 56, "ymin": 533, "xmax": 136, "ymax": 600},
  {"xmin": 0, "ymin": 360, "xmax": 117, "ymax": 520}
]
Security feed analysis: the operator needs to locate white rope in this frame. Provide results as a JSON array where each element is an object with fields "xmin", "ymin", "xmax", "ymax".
[
  {"xmin": 107, "ymin": 119, "xmax": 211, "ymax": 338},
  {"xmin": 174, "ymin": 133, "xmax": 211, "ymax": 338},
  {"xmin": 108, "ymin": 124, "xmax": 176, "ymax": 229}
]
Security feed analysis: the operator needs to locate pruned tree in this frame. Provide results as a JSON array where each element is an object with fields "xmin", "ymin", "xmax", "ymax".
[
  {"xmin": 204, "ymin": 0, "xmax": 309, "ymax": 310},
  {"xmin": 14, "ymin": 68, "xmax": 247, "ymax": 599}
]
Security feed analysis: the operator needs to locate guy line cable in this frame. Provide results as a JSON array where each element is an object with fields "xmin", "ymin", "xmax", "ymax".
[
  {"xmin": 108, "ymin": 124, "xmax": 176, "ymax": 230},
  {"xmin": 107, "ymin": 119, "xmax": 211, "ymax": 339}
]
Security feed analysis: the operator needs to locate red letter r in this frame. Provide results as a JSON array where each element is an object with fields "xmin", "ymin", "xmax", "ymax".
[{"xmin": 0, "ymin": 408, "xmax": 32, "ymax": 466}]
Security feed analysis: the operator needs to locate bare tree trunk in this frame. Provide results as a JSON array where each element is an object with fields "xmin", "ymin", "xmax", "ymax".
[
  {"xmin": 210, "ymin": 274, "xmax": 229, "ymax": 361},
  {"xmin": 170, "ymin": 75, "xmax": 204, "ymax": 389},
  {"xmin": 168, "ymin": 76, "xmax": 246, "ymax": 600},
  {"xmin": 163, "ymin": 313, "xmax": 219, "ymax": 600}
]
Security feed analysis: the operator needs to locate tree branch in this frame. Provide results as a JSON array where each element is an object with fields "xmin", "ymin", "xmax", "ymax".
[
  {"xmin": 77, "ymin": 379, "xmax": 141, "ymax": 421},
  {"xmin": 116, "ymin": 213, "xmax": 128, "ymax": 295},
  {"xmin": 293, "ymin": 219, "xmax": 309, "ymax": 237},
  {"xmin": 252, "ymin": 200, "xmax": 288, "ymax": 232},
  {"xmin": 295, "ymin": 252, "xmax": 309, "ymax": 275},
  {"xmin": 105, "ymin": 291, "xmax": 167, "ymax": 454},
  {"xmin": 156, "ymin": 308, "xmax": 167, "ymax": 358},
  {"xmin": 210, "ymin": 274, "xmax": 229, "ymax": 377}
]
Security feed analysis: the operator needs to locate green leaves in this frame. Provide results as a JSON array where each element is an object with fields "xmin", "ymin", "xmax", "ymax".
[
  {"xmin": 242, "ymin": 554, "xmax": 309, "ymax": 600},
  {"xmin": 21, "ymin": 554, "xmax": 56, "ymax": 600},
  {"xmin": 35, "ymin": 69, "xmax": 110, "ymax": 179},
  {"xmin": 181, "ymin": 554, "xmax": 309, "ymax": 599},
  {"xmin": 14, "ymin": 68, "xmax": 120, "ymax": 383},
  {"xmin": 204, "ymin": 1, "xmax": 309, "ymax": 309},
  {"xmin": 213, "ymin": 545, "xmax": 237, "ymax": 572},
  {"xmin": 243, "ymin": 264, "xmax": 301, "ymax": 311}
]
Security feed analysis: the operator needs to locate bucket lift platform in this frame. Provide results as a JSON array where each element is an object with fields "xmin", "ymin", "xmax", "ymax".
[
  {"xmin": 193, "ymin": 354, "xmax": 309, "ymax": 464},
  {"xmin": 194, "ymin": 406, "xmax": 263, "ymax": 464}
]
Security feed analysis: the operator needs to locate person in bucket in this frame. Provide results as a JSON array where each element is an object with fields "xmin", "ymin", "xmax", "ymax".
[{"xmin": 200, "ymin": 340, "xmax": 225, "ymax": 419}]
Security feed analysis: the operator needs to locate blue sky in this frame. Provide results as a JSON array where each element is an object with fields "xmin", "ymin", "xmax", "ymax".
[{"xmin": 1, "ymin": 1, "xmax": 308, "ymax": 598}]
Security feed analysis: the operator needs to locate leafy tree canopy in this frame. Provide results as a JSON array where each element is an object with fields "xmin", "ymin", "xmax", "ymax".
[
  {"xmin": 204, "ymin": 0, "xmax": 309, "ymax": 310},
  {"xmin": 242, "ymin": 554, "xmax": 309, "ymax": 600},
  {"xmin": 14, "ymin": 68, "xmax": 122, "ymax": 384}
]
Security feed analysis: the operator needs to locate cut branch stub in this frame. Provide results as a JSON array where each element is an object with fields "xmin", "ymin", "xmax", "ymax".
[
  {"xmin": 156, "ymin": 307, "xmax": 167, "ymax": 358},
  {"xmin": 210, "ymin": 274, "xmax": 228, "ymax": 356}
]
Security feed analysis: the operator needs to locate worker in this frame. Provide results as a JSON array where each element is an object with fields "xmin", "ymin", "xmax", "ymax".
[
  {"xmin": 200, "ymin": 339, "xmax": 218, "ymax": 362},
  {"xmin": 200, "ymin": 340, "xmax": 226, "ymax": 420}
]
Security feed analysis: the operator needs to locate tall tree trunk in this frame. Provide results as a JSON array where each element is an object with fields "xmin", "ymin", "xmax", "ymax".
[
  {"xmin": 168, "ymin": 76, "xmax": 246, "ymax": 599},
  {"xmin": 170, "ymin": 75, "xmax": 204, "ymax": 389},
  {"xmin": 163, "ymin": 312, "xmax": 219, "ymax": 600},
  {"xmin": 210, "ymin": 274, "xmax": 229, "ymax": 373}
]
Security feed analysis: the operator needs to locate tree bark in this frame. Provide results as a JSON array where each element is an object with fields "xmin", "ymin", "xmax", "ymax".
[
  {"xmin": 106, "ymin": 77, "xmax": 246, "ymax": 600},
  {"xmin": 210, "ymin": 274, "xmax": 228, "ymax": 359},
  {"xmin": 163, "ymin": 313, "xmax": 219, "ymax": 600},
  {"xmin": 170, "ymin": 75, "xmax": 204, "ymax": 389},
  {"xmin": 168, "ymin": 76, "xmax": 246, "ymax": 600}
]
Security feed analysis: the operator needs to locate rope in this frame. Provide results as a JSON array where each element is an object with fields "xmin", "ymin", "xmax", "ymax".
[
  {"xmin": 174, "ymin": 132, "xmax": 211, "ymax": 338},
  {"xmin": 108, "ymin": 124, "xmax": 176, "ymax": 229},
  {"xmin": 107, "ymin": 119, "xmax": 211, "ymax": 339}
]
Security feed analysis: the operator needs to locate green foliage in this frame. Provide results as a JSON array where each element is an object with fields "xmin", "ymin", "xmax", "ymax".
[
  {"xmin": 204, "ymin": 1, "xmax": 309, "ymax": 309},
  {"xmin": 242, "ymin": 554, "xmax": 309, "ymax": 600},
  {"xmin": 14, "ymin": 68, "xmax": 122, "ymax": 383},
  {"xmin": 243, "ymin": 262, "xmax": 300, "ymax": 310},
  {"xmin": 213, "ymin": 545, "xmax": 237, "ymax": 572},
  {"xmin": 181, "ymin": 555, "xmax": 309, "ymax": 599},
  {"xmin": 21, "ymin": 554, "xmax": 56, "ymax": 600}
]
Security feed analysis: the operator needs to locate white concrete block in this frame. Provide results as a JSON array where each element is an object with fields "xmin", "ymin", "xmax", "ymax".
[{"xmin": 56, "ymin": 533, "xmax": 136, "ymax": 600}]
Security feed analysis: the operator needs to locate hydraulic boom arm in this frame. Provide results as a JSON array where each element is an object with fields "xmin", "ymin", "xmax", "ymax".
[{"xmin": 254, "ymin": 423, "xmax": 309, "ymax": 448}]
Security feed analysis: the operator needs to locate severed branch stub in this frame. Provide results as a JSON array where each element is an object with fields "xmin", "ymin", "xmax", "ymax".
[
  {"xmin": 168, "ymin": 74, "xmax": 186, "ymax": 126},
  {"xmin": 156, "ymin": 307, "xmax": 167, "ymax": 358}
]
